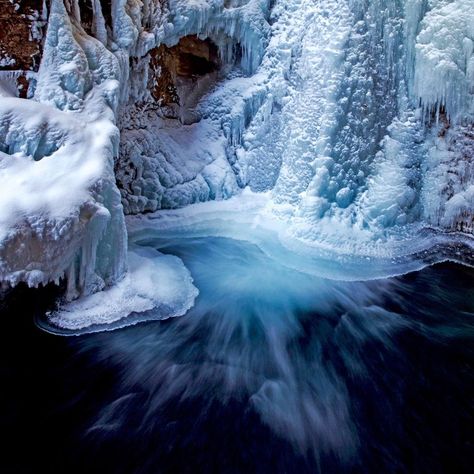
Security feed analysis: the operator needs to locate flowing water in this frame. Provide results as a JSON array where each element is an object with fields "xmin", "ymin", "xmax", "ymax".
[{"xmin": 1, "ymin": 233, "xmax": 473, "ymax": 473}]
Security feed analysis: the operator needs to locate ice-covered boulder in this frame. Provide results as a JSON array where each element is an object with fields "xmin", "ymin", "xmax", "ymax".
[
  {"xmin": 0, "ymin": 97, "xmax": 126, "ymax": 299},
  {"xmin": 0, "ymin": 0, "xmax": 127, "ymax": 299}
]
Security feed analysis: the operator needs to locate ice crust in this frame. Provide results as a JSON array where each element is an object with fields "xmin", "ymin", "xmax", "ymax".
[{"xmin": 127, "ymin": 191, "xmax": 474, "ymax": 282}]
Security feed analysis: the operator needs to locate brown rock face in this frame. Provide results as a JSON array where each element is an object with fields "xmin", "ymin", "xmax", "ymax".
[
  {"xmin": 77, "ymin": 0, "xmax": 94, "ymax": 35},
  {"xmin": 148, "ymin": 35, "xmax": 219, "ymax": 109},
  {"xmin": 74, "ymin": 0, "xmax": 112, "ymax": 35},
  {"xmin": 0, "ymin": 0, "xmax": 47, "ymax": 97},
  {"xmin": 16, "ymin": 74, "xmax": 30, "ymax": 98},
  {"xmin": 148, "ymin": 45, "xmax": 181, "ymax": 107},
  {"xmin": 174, "ymin": 35, "xmax": 219, "ymax": 76},
  {"xmin": 0, "ymin": 0, "xmax": 45, "ymax": 71}
]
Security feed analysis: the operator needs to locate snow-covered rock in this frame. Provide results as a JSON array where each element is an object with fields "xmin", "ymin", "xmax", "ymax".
[
  {"xmin": 45, "ymin": 246, "xmax": 198, "ymax": 332},
  {"xmin": 0, "ymin": 0, "xmax": 127, "ymax": 299}
]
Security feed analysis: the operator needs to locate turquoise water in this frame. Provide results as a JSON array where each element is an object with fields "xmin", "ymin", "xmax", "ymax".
[{"xmin": 2, "ymin": 234, "xmax": 473, "ymax": 473}]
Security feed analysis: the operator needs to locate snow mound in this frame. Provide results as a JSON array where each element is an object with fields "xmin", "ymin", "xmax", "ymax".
[
  {"xmin": 0, "ymin": 98, "xmax": 126, "ymax": 297},
  {"xmin": 44, "ymin": 246, "xmax": 198, "ymax": 332}
]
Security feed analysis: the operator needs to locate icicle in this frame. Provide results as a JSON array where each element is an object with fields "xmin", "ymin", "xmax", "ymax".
[
  {"xmin": 92, "ymin": 0, "xmax": 108, "ymax": 45},
  {"xmin": 413, "ymin": 0, "xmax": 474, "ymax": 122},
  {"xmin": 41, "ymin": 0, "xmax": 48, "ymax": 21}
]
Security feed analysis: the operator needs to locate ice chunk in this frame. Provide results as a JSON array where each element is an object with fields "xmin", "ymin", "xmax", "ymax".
[{"xmin": 44, "ymin": 246, "xmax": 198, "ymax": 332}]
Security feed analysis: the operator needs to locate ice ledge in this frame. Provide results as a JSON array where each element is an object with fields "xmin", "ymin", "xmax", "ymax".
[{"xmin": 42, "ymin": 246, "xmax": 198, "ymax": 334}]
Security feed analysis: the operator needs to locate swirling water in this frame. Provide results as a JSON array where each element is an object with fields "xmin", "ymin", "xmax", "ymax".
[{"xmin": 1, "ymin": 233, "xmax": 473, "ymax": 473}]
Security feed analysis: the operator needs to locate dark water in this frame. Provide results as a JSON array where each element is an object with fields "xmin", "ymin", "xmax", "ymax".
[{"xmin": 1, "ymin": 236, "xmax": 473, "ymax": 474}]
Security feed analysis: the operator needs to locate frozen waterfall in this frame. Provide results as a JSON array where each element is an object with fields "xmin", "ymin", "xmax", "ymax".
[{"xmin": 0, "ymin": 0, "xmax": 473, "ymax": 329}]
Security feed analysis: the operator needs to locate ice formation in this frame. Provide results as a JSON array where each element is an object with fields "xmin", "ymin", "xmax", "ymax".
[
  {"xmin": 0, "ymin": 0, "xmax": 473, "ymax": 328},
  {"xmin": 0, "ymin": 0, "xmax": 127, "ymax": 301},
  {"xmin": 45, "ymin": 246, "xmax": 198, "ymax": 332},
  {"xmin": 114, "ymin": 0, "xmax": 273, "ymax": 213}
]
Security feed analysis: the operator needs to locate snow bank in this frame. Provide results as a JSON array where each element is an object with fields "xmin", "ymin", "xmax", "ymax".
[
  {"xmin": 0, "ymin": 97, "xmax": 126, "ymax": 297},
  {"xmin": 0, "ymin": 0, "xmax": 127, "ymax": 298},
  {"xmin": 0, "ymin": 0, "xmax": 275, "ymax": 318}
]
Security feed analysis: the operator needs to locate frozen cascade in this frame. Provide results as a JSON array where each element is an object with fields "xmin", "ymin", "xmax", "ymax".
[
  {"xmin": 260, "ymin": 0, "xmax": 427, "ymax": 237},
  {"xmin": 245, "ymin": 0, "xmax": 474, "ymax": 242},
  {"xmin": 271, "ymin": 0, "xmax": 353, "ymax": 213}
]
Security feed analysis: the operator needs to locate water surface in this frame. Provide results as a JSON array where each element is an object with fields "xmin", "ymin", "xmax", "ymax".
[{"xmin": 1, "ymin": 235, "xmax": 473, "ymax": 473}]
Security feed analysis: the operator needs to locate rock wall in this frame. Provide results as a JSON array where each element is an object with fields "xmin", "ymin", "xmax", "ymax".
[{"xmin": 0, "ymin": 0, "xmax": 46, "ymax": 97}]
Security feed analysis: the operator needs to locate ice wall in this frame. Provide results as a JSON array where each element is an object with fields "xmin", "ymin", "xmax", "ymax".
[
  {"xmin": 361, "ymin": 0, "xmax": 474, "ymax": 233},
  {"xmin": 235, "ymin": 0, "xmax": 474, "ymax": 239},
  {"xmin": 415, "ymin": 0, "xmax": 474, "ymax": 232}
]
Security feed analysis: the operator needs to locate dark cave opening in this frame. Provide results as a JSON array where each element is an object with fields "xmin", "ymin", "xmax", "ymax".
[
  {"xmin": 173, "ymin": 36, "xmax": 219, "ymax": 78},
  {"xmin": 146, "ymin": 35, "xmax": 221, "ymax": 122}
]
